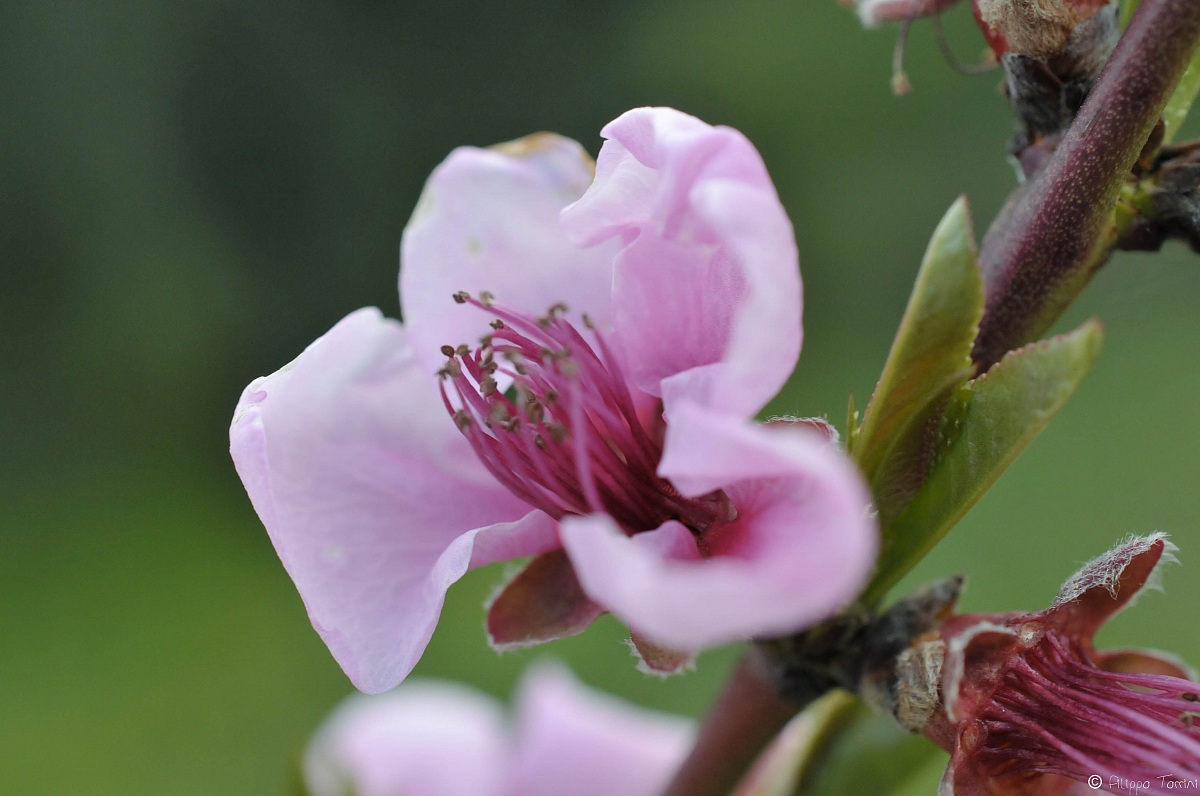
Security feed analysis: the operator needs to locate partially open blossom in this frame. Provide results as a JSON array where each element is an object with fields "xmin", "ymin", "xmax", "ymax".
[
  {"xmin": 907, "ymin": 534, "xmax": 1200, "ymax": 796},
  {"xmin": 854, "ymin": 0, "xmax": 962, "ymax": 28},
  {"xmin": 230, "ymin": 107, "xmax": 877, "ymax": 693},
  {"xmin": 304, "ymin": 661, "xmax": 694, "ymax": 796},
  {"xmin": 852, "ymin": 0, "xmax": 1116, "ymax": 95},
  {"xmin": 854, "ymin": 0, "xmax": 1112, "ymax": 53}
]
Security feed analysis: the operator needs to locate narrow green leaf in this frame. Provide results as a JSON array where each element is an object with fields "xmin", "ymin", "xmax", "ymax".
[
  {"xmin": 1120, "ymin": 0, "xmax": 1143, "ymax": 31},
  {"xmin": 790, "ymin": 702, "xmax": 941, "ymax": 796},
  {"xmin": 862, "ymin": 321, "xmax": 1103, "ymax": 604},
  {"xmin": 735, "ymin": 693, "xmax": 939, "ymax": 796},
  {"xmin": 1163, "ymin": 47, "xmax": 1200, "ymax": 144},
  {"xmin": 852, "ymin": 197, "xmax": 983, "ymax": 524},
  {"xmin": 735, "ymin": 691, "xmax": 857, "ymax": 796}
]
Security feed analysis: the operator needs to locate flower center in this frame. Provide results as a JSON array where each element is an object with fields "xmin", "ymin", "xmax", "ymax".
[{"xmin": 438, "ymin": 292, "xmax": 730, "ymax": 534}]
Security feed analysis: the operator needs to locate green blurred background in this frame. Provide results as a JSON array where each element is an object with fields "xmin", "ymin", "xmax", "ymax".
[{"xmin": 3, "ymin": 1, "xmax": 1198, "ymax": 792}]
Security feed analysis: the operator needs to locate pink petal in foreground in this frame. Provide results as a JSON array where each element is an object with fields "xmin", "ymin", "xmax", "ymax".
[
  {"xmin": 508, "ymin": 661, "xmax": 695, "ymax": 796},
  {"xmin": 304, "ymin": 682, "xmax": 508, "ymax": 796},
  {"xmin": 230, "ymin": 308, "xmax": 557, "ymax": 693},
  {"xmin": 400, "ymin": 133, "xmax": 618, "ymax": 377},
  {"xmin": 564, "ymin": 407, "xmax": 876, "ymax": 650},
  {"xmin": 561, "ymin": 107, "xmax": 801, "ymax": 422}
]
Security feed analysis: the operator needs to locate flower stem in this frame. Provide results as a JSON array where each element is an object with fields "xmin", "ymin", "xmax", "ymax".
[
  {"xmin": 660, "ymin": 647, "xmax": 803, "ymax": 796},
  {"xmin": 972, "ymin": 0, "xmax": 1200, "ymax": 369}
]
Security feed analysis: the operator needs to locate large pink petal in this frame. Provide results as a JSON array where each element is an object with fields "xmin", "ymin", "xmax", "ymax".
[
  {"xmin": 230, "ymin": 308, "xmax": 557, "ymax": 693},
  {"xmin": 507, "ymin": 661, "xmax": 694, "ymax": 796},
  {"xmin": 561, "ymin": 107, "xmax": 801, "ymax": 421},
  {"xmin": 564, "ymin": 407, "xmax": 876, "ymax": 649},
  {"xmin": 304, "ymin": 682, "xmax": 508, "ymax": 796},
  {"xmin": 400, "ymin": 133, "xmax": 619, "ymax": 377}
]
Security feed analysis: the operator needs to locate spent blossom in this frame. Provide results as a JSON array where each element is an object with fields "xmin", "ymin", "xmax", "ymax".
[
  {"xmin": 303, "ymin": 660, "xmax": 694, "ymax": 796},
  {"xmin": 230, "ymin": 107, "xmax": 877, "ymax": 693},
  {"xmin": 899, "ymin": 534, "xmax": 1200, "ymax": 796}
]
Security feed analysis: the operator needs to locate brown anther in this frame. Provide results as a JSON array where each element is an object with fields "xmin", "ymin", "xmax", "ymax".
[
  {"xmin": 534, "ymin": 434, "xmax": 547, "ymax": 450},
  {"xmin": 479, "ymin": 290, "xmax": 495, "ymax": 307},
  {"xmin": 480, "ymin": 376, "xmax": 498, "ymax": 396},
  {"xmin": 581, "ymin": 313, "xmax": 595, "ymax": 329},
  {"xmin": 440, "ymin": 344, "xmax": 456, "ymax": 357},
  {"xmin": 558, "ymin": 359, "xmax": 580, "ymax": 377},
  {"xmin": 455, "ymin": 344, "xmax": 470, "ymax": 357},
  {"xmin": 452, "ymin": 291, "xmax": 470, "ymax": 304},
  {"xmin": 547, "ymin": 422, "xmax": 569, "ymax": 443},
  {"xmin": 527, "ymin": 403, "xmax": 545, "ymax": 425},
  {"xmin": 544, "ymin": 390, "xmax": 558, "ymax": 404},
  {"xmin": 489, "ymin": 319, "xmax": 505, "ymax": 330},
  {"xmin": 488, "ymin": 403, "xmax": 510, "ymax": 424},
  {"xmin": 1183, "ymin": 693, "xmax": 1199, "ymax": 702},
  {"xmin": 442, "ymin": 360, "xmax": 462, "ymax": 378},
  {"xmin": 452, "ymin": 410, "xmax": 473, "ymax": 430}
]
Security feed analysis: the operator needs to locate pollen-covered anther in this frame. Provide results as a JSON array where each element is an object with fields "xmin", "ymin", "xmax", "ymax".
[{"xmin": 437, "ymin": 294, "xmax": 729, "ymax": 533}]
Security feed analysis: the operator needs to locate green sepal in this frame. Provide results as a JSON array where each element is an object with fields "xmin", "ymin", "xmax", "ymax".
[
  {"xmin": 851, "ymin": 197, "xmax": 983, "ymax": 526},
  {"xmin": 862, "ymin": 320, "xmax": 1104, "ymax": 604}
]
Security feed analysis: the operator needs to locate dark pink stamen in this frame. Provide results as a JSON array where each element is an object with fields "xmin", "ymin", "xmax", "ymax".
[
  {"xmin": 970, "ymin": 624, "xmax": 1200, "ymax": 794},
  {"xmin": 438, "ymin": 294, "xmax": 728, "ymax": 534}
]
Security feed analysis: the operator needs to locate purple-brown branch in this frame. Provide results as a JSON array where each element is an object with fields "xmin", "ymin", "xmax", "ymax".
[
  {"xmin": 972, "ymin": 0, "xmax": 1200, "ymax": 369},
  {"xmin": 660, "ymin": 648, "xmax": 800, "ymax": 796},
  {"xmin": 662, "ymin": 4, "xmax": 1200, "ymax": 794}
]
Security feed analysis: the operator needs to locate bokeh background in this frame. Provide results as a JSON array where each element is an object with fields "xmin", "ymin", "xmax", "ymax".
[{"xmin": 4, "ymin": 2, "xmax": 1198, "ymax": 792}]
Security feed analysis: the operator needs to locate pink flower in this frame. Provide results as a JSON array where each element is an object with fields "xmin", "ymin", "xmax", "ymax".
[
  {"xmin": 854, "ymin": 0, "xmax": 1115, "ymax": 58},
  {"xmin": 918, "ymin": 534, "xmax": 1200, "ymax": 796},
  {"xmin": 854, "ymin": 0, "xmax": 962, "ymax": 27},
  {"xmin": 303, "ymin": 661, "xmax": 695, "ymax": 796},
  {"xmin": 230, "ymin": 107, "xmax": 876, "ymax": 693}
]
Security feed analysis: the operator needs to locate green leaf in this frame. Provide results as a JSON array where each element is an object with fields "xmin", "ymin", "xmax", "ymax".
[
  {"xmin": 1120, "ymin": 0, "xmax": 1143, "ymax": 31},
  {"xmin": 735, "ymin": 694, "xmax": 940, "ymax": 796},
  {"xmin": 1163, "ymin": 47, "xmax": 1200, "ymax": 144},
  {"xmin": 791, "ymin": 701, "xmax": 940, "ymax": 796},
  {"xmin": 862, "ymin": 321, "xmax": 1104, "ymax": 604},
  {"xmin": 852, "ymin": 197, "xmax": 983, "ymax": 525},
  {"xmin": 734, "ymin": 691, "xmax": 857, "ymax": 796}
]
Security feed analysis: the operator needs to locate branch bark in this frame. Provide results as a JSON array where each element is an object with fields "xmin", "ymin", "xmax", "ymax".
[
  {"xmin": 972, "ymin": 0, "xmax": 1200, "ymax": 369},
  {"xmin": 660, "ymin": 648, "xmax": 801, "ymax": 796}
]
